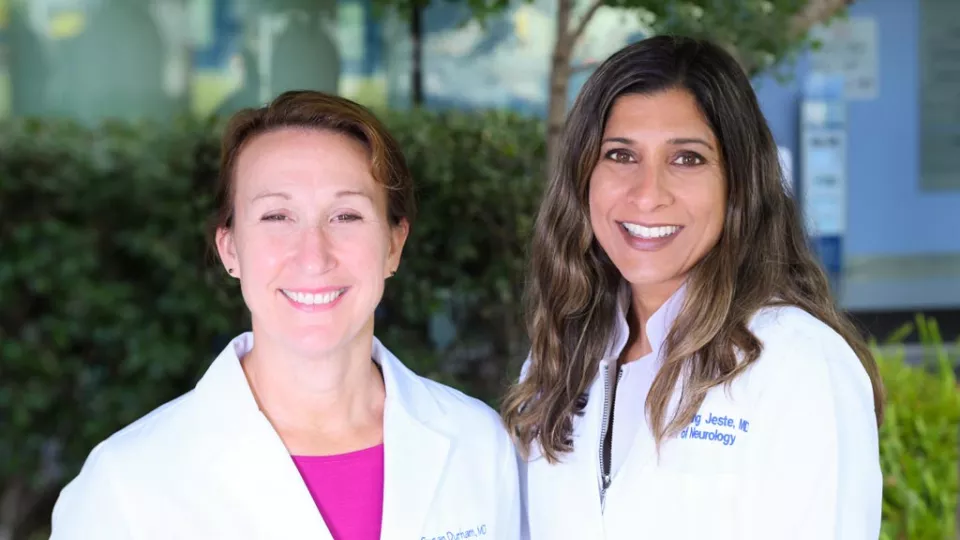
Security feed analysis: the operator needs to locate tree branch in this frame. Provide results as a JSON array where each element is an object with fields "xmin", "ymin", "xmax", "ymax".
[
  {"xmin": 724, "ymin": 0, "xmax": 854, "ymax": 76},
  {"xmin": 789, "ymin": 0, "xmax": 854, "ymax": 37},
  {"xmin": 569, "ymin": 0, "xmax": 604, "ymax": 43},
  {"xmin": 570, "ymin": 60, "xmax": 601, "ymax": 74},
  {"xmin": 555, "ymin": 0, "xmax": 573, "ymax": 44}
]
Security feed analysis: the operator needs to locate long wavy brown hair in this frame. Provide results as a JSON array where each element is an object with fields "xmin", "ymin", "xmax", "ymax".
[{"xmin": 501, "ymin": 35, "xmax": 884, "ymax": 464}]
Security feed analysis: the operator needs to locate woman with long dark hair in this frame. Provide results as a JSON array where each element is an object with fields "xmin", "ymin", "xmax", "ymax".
[{"xmin": 503, "ymin": 36, "xmax": 883, "ymax": 539}]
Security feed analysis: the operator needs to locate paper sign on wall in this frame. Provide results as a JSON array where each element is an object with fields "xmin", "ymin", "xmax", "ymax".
[{"xmin": 810, "ymin": 17, "xmax": 879, "ymax": 101}]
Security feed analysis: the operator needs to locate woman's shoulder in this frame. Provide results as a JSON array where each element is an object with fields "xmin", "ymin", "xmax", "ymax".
[
  {"xmin": 80, "ymin": 341, "xmax": 246, "ymax": 473},
  {"xmin": 409, "ymin": 373, "xmax": 511, "ymax": 443},
  {"xmin": 742, "ymin": 304, "xmax": 874, "ymax": 404},
  {"xmin": 376, "ymin": 339, "xmax": 510, "ymax": 444},
  {"xmin": 749, "ymin": 305, "xmax": 859, "ymax": 364},
  {"xmin": 748, "ymin": 304, "xmax": 845, "ymax": 345},
  {"xmin": 51, "ymin": 390, "xmax": 202, "ymax": 535},
  {"xmin": 68, "ymin": 388, "xmax": 203, "ymax": 483}
]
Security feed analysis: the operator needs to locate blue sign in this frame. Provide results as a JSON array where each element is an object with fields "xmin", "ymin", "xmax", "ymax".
[{"xmin": 801, "ymin": 73, "xmax": 847, "ymax": 289}]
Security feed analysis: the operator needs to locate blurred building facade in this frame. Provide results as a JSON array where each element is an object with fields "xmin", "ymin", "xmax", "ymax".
[{"xmin": 0, "ymin": 0, "xmax": 341, "ymax": 121}]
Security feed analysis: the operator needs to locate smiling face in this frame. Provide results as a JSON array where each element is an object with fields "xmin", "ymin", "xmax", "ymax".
[
  {"xmin": 588, "ymin": 88, "xmax": 726, "ymax": 301},
  {"xmin": 216, "ymin": 128, "xmax": 408, "ymax": 359}
]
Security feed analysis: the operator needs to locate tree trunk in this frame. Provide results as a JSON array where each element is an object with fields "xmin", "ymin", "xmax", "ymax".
[
  {"xmin": 0, "ymin": 480, "xmax": 24, "ymax": 540},
  {"xmin": 410, "ymin": 1, "xmax": 424, "ymax": 107},
  {"xmin": 545, "ymin": 0, "xmax": 574, "ymax": 180},
  {"xmin": 790, "ymin": 0, "xmax": 855, "ymax": 37}
]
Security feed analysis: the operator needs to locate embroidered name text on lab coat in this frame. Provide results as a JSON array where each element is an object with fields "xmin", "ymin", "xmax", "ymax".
[
  {"xmin": 679, "ymin": 412, "xmax": 750, "ymax": 446},
  {"xmin": 421, "ymin": 523, "xmax": 488, "ymax": 540}
]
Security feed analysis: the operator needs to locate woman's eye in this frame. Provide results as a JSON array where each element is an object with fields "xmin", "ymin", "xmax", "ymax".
[
  {"xmin": 604, "ymin": 149, "xmax": 635, "ymax": 164},
  {"xmin": 333, "ymin": 213, "xmax": 362, "ymax": 223},
  {"xmin": 673, "ymin": 152, "xmax": 706, "ymax": 167},
  {"xmin": 261, "ymin": 214, "xmax": 287, "ymax": 222}
]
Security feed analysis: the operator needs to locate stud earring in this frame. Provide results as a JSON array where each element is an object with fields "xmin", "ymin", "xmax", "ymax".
[{"xmin": 227, "ymin": 268, "xmax": 234, "ymax": 275}]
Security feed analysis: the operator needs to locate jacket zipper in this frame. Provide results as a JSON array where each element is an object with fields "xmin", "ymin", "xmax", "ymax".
[{"xmin": 598, "ymin": 363, "xmax": 622, "ymax": 511}]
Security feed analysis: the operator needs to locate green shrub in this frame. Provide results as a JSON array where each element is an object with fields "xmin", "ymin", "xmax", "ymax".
[
  {"xmin": 0, "ymin": 117, "xmax": 248, "ymax": 536},
  {"xmin": 876, "ymin": 315, "xmax": 960, "ymax": 540},
  {"xmin": 375, "ymin": 108, "xmax": 544, "ymax": 401}
]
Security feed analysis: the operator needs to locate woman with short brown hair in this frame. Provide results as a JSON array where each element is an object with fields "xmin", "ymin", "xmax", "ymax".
[{"xmin": 51, "ymin": 91, "xmax": 521, "ymax": 540}]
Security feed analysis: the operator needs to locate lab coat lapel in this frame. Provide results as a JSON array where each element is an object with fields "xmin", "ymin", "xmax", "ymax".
[
  {"xmin": 380, "ymin": 400, "xmax": 451, "ymax": 540},
  {"xmin": 195, "ymin": 334, "xmax": 334, "ymax": 540},
  {"xmin": 374, "ymin": 340, "xmax": 452, "ymax": 540},
  {"xmin": 216, "ymin": 418, "xmax": 335, "ymax": 540}
]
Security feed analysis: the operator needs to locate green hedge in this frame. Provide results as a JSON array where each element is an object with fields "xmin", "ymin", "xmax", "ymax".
[
  {"xmin": 876, "ymin": 316, "xmax": 960, "ymax": 540},
  {"xmin": 0, "ymin": 118, "xmax": 247, "ymax": 537},
  {"xmin": 0, "ymin": 114, "xmax": 956, "ymax": 538},
  {"xmin": 375, "ymin": 108, "xmax": 543, "ymax": 399}
]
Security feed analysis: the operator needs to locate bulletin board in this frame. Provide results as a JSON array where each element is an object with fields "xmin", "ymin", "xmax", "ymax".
[{"xmin": 920, "ymin": 0, "xmax": 960, "ymax": 191}]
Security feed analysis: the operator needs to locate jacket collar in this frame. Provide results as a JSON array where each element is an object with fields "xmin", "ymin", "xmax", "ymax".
[
  {"xmin": 194, "ymin": 332, "xmax": 450, "ymax": 433},
  {"xmin": 596, "ymin": 282, "xmax": 688, "ymax": 484},
  {"xmin": 192, "ymin": 332, "xmax": 453, "ymax": 540},
  {"xmin": 603, "ymin": 282, "xmax": 688, "ymax": 365}
]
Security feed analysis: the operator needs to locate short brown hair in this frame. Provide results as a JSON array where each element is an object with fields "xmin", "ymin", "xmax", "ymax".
[{"xmin": 210, "ymin": 90, "xmax": 415, "ymax": 244}]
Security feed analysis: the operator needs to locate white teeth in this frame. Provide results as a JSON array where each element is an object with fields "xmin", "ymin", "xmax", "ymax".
[
  {"xmin": 621, "ymin": 223, "xmax": 681, "ymax": 239},
  {"xmin": 282, "ymin": 289, "xmax": 345, "ymax": 306}
]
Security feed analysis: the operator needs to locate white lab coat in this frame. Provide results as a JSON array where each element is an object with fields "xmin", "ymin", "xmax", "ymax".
[
  {"xmin": 51, "ymin": 333, "xmax": 521, "ymax": 540},
  {"xmin": 520, "ymin": 290, "xmax": 882, "ymax": 540}
]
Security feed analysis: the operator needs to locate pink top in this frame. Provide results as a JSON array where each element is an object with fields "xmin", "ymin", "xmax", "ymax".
[{"xmin": 291, "ymin": 444, "xmax": 385, "ymax": 540}]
